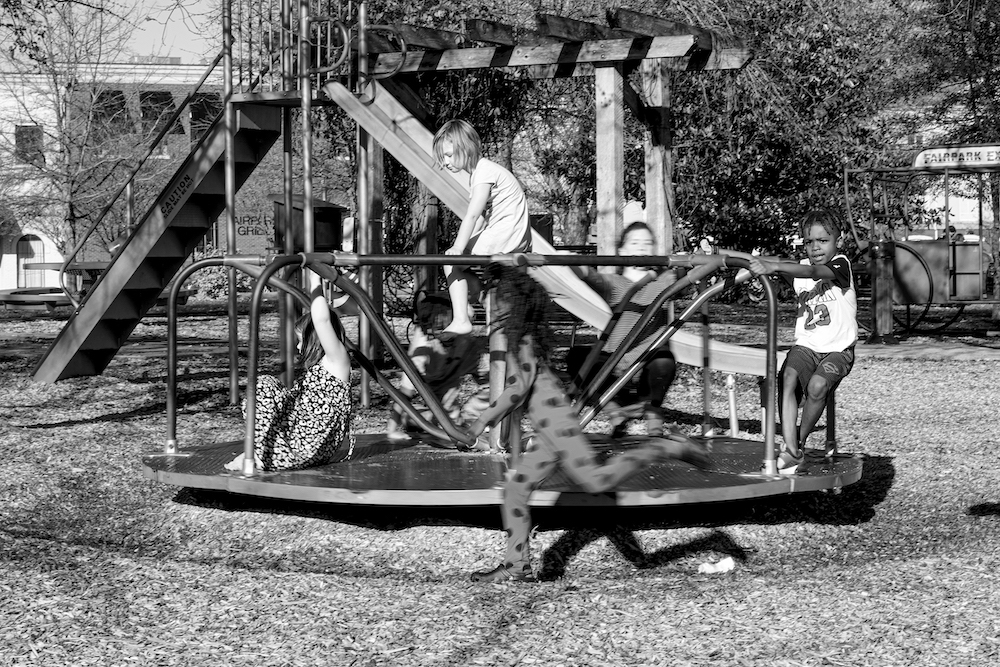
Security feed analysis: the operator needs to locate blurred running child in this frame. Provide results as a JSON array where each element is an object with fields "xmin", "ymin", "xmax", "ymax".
[
  {"xmin": 466, "ymin": 265, "xmax": 711, "ymax": 582},
  {"xmin": 748, "ymin": 208, "xmax": 858, "ymax": 473},
  {"xmin": 432, "ymin": 120, "xmax": 531, "ymax": 338}
]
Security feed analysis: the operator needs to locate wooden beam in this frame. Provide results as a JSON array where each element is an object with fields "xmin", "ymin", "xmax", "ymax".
[
  {"xmin": 464, "ymin": 18, "xmax": 516, "ymax": 45},
  {"xmin": 365, "ymin": 31, "xmax": 398, "ymax": 54},
  {"xmin": 370, "ymin": 35, "xmax": 696, "ymax": 74},
  {"xmin": 640, "ymin": 59, "xmax": 674, "ymax": 256},
  {"xmin": 393, "ymin": 23, "xmax": 465, "ymax": 51},
  {"xmin": 670, "ymin": 47, "xmax": 752, "ymax": 71},
  {"xmin": 608, "ymin": 8, "xmax": 752, "ymax": 70},
  {"xmin": 595, "ymin": 65, "xmax": 624, "ymax": 258},
  {"xmin": 608, "ymin": 8, "xmax": 715, "ymax": 52},
  {"xmin": 535, "ymin": 13, "xmax": 630, "ymax": 42},
  {"xmin": 521, "ymin": 47, "xmax": 747, "ymax": 78}
]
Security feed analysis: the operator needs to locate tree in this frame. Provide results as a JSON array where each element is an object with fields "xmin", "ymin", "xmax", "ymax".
[
  {"xmin": 915, "ymin": 0, "xmax": 1000, "ymax": 312},
  {"xmin": 0, "ymin": 1, "xmax": 181, "ymax": 257}
]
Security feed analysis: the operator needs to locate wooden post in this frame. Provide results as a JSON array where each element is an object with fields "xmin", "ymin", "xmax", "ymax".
[
  {"xmin": 595, "ymin": 65, "xmax": 624, "ymax": 259},
  {"xmin": 415, "ymin": 192, "xmax": 438, "ymax": 296},
  {"xmin": 640, "ymin": 59, "xmax": 674, "ymax": 256},
  {"xmin": 991, "ymin": 174, "xmax": 1000, "ymax": 324},
  {"xmin": 867, "ymin": 240, "xmax": 898, "ymax": 344}
]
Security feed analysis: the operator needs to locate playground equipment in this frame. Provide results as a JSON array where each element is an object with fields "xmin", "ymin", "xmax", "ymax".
[
  {"xmin": 844, "ymin": 144, "xmax": 1000, "ymax": 338},
  {"xmin": 30, "ymin": 2, "xmax": 755, "ymax": 384},
  {"xmin": 141, "ymin": 249, "xmax": 863, "ymax": 507},
  {"xmin": 15, "ymin": 2, "xmax": 860, "ymax": 506}
]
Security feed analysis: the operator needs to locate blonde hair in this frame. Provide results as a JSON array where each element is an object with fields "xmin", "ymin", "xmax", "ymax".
[{"xmin": 432, "ymin": 119, "xmax": 482, "ymax": 172}]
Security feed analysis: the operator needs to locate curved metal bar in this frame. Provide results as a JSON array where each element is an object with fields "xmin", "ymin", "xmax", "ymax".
[
  {"xmin": 59, "ymin": 52, "xmax": 225, "ymax": 309},
  {"xmin": 309, "ymin": 261, "xmax": 475, "ymax": 446},
  {"xmin": 365, "ymin": 24, "xmax": 408, "ymax": 80},
  {"xmin": 579, "ymin": 267, "xmax": 755, "ymax": 423},
  {"xmin": 166, "ymin": 257, "xmax": 225, "ymax": 452},
  {"xmin": 892, "ymin": 241, "xmax": 934, "ymax": 331},
  {"xmin": 166, "ymin": 255, "xmax": 307, "ymax": 453},
  {"xmin": 574, "ymin": 257, "xmax": 729, "ymax": 410},
  {"xmin": 240, "ymin": 255, "xmax": 305, "ymax": 474},
  {"xmin": 574, "ymin": 257, "xmax": 729, "ymax": 417},
  {"xmin": 574, "ymin": 257, "xmax": 779, "ymax": 473},
  {"xmin": 307, "ymin": 18, "xmax": 351, "ymax": 74},
  {"xmin": 354, "ymin": 23, "xmax": 408, "ymax": 103}
]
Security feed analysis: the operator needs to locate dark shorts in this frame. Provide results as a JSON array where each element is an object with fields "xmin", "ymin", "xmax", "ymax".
[{"xmin": 781, "ymin": 345, "xmax": 855, "ymax": 394}]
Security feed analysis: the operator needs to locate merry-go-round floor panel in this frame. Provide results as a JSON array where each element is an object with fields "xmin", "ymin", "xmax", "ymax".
[{"xmin": 141, "ymin": 434, "xmax": 864, "ymax": 507}]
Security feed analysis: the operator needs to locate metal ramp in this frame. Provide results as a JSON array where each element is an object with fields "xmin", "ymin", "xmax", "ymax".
[{"xmin": 32, "ymin": 104, "xmax": 282, "ymax": 382}]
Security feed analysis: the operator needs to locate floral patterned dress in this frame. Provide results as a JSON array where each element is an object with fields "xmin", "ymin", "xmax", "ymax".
[{"xmin": 243, "ymin": 364, "xmax": 354, "ymax": 471}]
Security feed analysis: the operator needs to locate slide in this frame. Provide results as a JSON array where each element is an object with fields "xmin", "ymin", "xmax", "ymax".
[
  {"xmin": 325, "ymin": 79, "xmax": 779, "ymax": 376},
  {"xmin": 669, "ymin": 329, "xmax": 785, "ymax": 378}
]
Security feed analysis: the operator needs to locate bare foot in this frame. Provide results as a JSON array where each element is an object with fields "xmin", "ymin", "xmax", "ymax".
[
  {"xmin": 387, "ymin": 431, "xmax": 412, "ymax": 441},
  {"xmin": 442, "ymin": 319, "xmax": 473, "ymax": 337}
]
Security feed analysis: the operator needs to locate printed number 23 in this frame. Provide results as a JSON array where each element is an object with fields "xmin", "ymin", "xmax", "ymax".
[{"xmin": 803, "ymin": 304, "xmax": 830, "ymax": 330}]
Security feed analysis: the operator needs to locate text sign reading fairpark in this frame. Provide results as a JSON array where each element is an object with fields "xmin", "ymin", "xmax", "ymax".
[{"xmin": 912, "ymin": 145, "xmax": 1000, "ymax": 170}]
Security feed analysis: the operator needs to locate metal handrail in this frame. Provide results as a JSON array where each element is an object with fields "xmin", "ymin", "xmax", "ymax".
[{"xmin": 57, "ymin": 51, "xmax": 225, "ymax": 309}]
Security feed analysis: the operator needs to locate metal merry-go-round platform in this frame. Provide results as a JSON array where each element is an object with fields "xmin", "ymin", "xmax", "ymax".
[{"xmin": 142, "ymin": 433, "xmax": 864, "ymax": 507}]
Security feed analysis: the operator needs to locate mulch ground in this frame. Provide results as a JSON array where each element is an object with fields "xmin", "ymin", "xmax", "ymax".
[{"xmin": 2, "ymin": 299, "xmax": 1000, "ymax": 666}]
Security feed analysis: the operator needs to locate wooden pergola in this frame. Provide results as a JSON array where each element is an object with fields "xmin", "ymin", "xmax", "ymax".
[{"xmin": 334, "ymin": 8, "xmax": 753, "ymax": 258}]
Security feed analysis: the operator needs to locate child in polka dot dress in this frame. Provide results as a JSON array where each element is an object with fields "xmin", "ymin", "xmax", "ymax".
[{"xmin": 466, "ymin": 265, "xmax": 712, "ymax": 582}]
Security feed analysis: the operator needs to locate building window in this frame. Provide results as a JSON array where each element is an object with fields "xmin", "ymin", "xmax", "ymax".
[
  {"xmin": 16, "ymin": 234, "xmax": 45, "ymax": 288},
  {"xmin": 93, "ymin": 89, "xmax": 134, "ymax": 142},
  {"xmin": 189, "ymin": 93, "xmax": 222, "ymax": 145},
  {"xmin": 140, "ymin": 91, "xmax": 184, "ymax": 136},
  {"xmin": 15, "ymin": 125, "xmax": 44, "ymax": 165}
]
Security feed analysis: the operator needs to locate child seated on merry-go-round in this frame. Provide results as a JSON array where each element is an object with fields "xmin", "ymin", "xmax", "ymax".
[{"xmin": 386, "ymin": 291, "xmax": 489, "ymax": 444}]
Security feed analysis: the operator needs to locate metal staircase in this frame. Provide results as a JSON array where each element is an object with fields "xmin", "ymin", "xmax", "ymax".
[{"xmin": 32, "ymin": 104, "xmax": 281, "ymax": 382}]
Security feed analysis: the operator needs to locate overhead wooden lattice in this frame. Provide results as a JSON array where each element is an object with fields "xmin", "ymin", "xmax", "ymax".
[{"xmin": 364, "ymin": 9, "xmax": 751, "ymax": 77}]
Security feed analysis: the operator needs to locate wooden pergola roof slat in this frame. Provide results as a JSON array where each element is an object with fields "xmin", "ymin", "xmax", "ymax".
[
  {"xmin": 463, "ymin": 18, "xmax": 516, "ymax": 46},
  {"xmin": 370, "ymin": 34, "xmax": 697, "ymax": 75},
  {"xmin": 535, "ymin": 13, "xmax": 631, "ymax": 42},
  {"xmin": 393, "ymin": 23, "xmax": 465, "ymax": 51},
  {"xmin": 608, "ymin": 8, "xmax": 720, "ymax": 52}
]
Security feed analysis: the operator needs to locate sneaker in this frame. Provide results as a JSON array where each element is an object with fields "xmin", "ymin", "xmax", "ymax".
[
  {"xmin": 470, "ymin": 564, "xmax": 535, "ymax": 583},
  {"xmin": 776, "ymin": 447, "xmax": 804, "ymax": 475}
]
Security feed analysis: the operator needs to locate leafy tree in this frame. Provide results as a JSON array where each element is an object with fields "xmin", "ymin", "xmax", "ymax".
[{"xmin": 915, "ymin": 0, "xmax": 1000, "ymax": 309}]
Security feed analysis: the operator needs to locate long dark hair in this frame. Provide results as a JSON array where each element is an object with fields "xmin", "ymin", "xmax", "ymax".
[
  {"xmin": 484, "ymin": 264, "xmax": 551, "ymax": 363},
  {"xmin": 294, "ymin": 303, "xmax": 344, "ymax": 370}
]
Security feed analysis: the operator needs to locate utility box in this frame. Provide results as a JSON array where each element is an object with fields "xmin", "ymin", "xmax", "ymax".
[
  {"xmin": 893, "ymin": 240, "xmax": 984, "ymax": 304},
  {"xmin": 270, "ymin": 194, "xmax": 346, "ymax": 252}
]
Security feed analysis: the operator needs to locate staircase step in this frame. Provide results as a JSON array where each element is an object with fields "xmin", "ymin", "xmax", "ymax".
[{"xmin": 32, "ymin": 103, "xmax": 282, "ymax": 382}]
